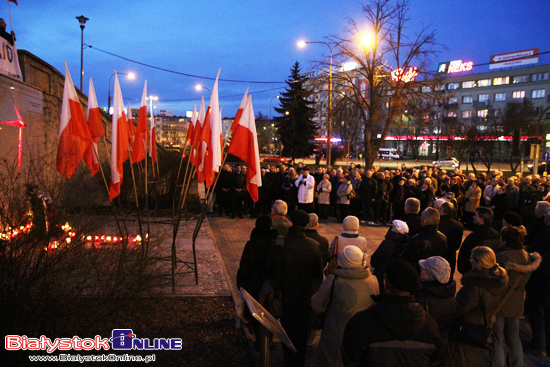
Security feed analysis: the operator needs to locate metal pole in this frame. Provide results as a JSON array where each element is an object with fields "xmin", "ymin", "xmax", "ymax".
[
  {"xmin": 80, "ymin": 25, "xmax": 84, "ymax": 91},
  {"xmin": 327, "ymin": 48, "xmax": 333, "ymax": 168}
]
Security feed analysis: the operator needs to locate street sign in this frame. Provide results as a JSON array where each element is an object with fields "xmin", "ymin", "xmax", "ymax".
[{"xmin": 544, "ymin": 151, "xmax": 550, "ymax": 162}]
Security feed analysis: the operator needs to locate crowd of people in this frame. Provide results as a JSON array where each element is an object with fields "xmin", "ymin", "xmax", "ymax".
[{"xmin": 234, "ymin": 160, "xmax": 550, "ymax": 367}]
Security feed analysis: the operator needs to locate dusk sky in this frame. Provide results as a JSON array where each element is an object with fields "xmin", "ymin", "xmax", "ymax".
[{"xmin": 4, "ymin": 0, "xmax": 550, "ymax": 118}]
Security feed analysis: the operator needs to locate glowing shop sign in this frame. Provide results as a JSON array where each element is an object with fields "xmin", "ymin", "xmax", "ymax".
[
  {"xmin": 391, "ymin": 67, "xmax": 418, "ymax": 82},
  {"xmin": 437, "ymin": 60, "xmax": 473, "ymax": 74}
]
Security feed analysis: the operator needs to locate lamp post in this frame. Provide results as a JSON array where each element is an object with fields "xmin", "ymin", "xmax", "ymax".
[
  {"xmin": 298, "ymin": 40, "xmax": 336, "ymax": 167},
  {"xmin": 75, "ymin": 15, "xmax": 89, "ymax": 91},
  {"xmin": 107, "ymin": 72, "xmax": 135, "ymax": 114}
]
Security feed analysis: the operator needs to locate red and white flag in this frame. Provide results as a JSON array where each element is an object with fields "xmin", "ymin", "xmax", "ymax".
[
  {"xmin": 183, "ymin": 104, "xmax": 196, "ymax": 157},
  {"xmin": 230, "ymin": 87, "xmax": 248, "ymax": 135},
  {"xmin": 83, "ymin": 78, "xmax": 104, "ymax": 176},
  {"xmin": 131, "ymin": 81, "xmax": 148, "ymax": 163},
  {"xmin": 109, "ymin": 72, "xmax": 130, "ymax": 200},
  {"xmin": 191, "ymin": 96, "xmax": 205, "ymax": 167},
  {"xmin": 227, "ymin": 95, "xmax": 261, "ymax": 202},
  {"xmin": 56, "ymin": 62, "xmax": 92, "ymax": 179},
  {"xmin": 197, "ymin": 69, "xmax": 222, "ymax": 188}
]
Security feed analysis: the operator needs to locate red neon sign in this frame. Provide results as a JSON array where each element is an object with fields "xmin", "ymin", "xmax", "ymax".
[{"xmin": 447, "ymin": 60, "xmax": 473, "ymax": 73}]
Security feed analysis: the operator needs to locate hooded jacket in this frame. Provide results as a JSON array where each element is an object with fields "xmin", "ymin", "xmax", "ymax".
[
  {"xmin": 342, "ymin": 293, "xmax": 442, "ymax": 367},
  {"xmin": 371, "ymin": 229, "xmax": 409, "ymax": 291}
]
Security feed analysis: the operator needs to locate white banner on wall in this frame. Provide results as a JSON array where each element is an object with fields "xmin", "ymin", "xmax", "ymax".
[{"xmin": 0, "ymin": 37, "xmax": 23, "ymax": 80}]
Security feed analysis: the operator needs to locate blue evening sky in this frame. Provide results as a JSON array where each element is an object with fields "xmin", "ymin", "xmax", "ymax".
[{"xmin": 3, "ymin": 0, "xmax": 550, "ymax": 118}]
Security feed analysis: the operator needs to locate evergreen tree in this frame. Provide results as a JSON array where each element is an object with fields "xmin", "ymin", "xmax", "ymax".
[{"xmin": 274, "ymin": 62, "xmax": 317, "ymax": 160}]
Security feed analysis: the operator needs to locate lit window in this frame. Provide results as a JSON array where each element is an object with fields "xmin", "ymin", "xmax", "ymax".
[
  {"xmin": 449, "ymin": 97, "xmax": 458, "ymax": 104},
  {"xmin": 493, "ymin": 77, "xmax": 509, "ymax": 85},
  {"xmin": 477, "ymin": 79, "xmax": 491, "ymax": 87},
  {"xmin": 532, "ymin": 89, "xmax": 546, "ymax": 99},
  {"xmin": 531, "ymin": 72, "xmax": 549, "ymax": 82},
  {"xmin": 447, "ymin": 83, "xmax": 459, "ymax": 90},
  {"xmin": 494, "ymin": 92, "xmax": 506, "ymax": 101},
  {"xmin": 422, "ymin": 86, "xmax": 432, "ymax": 93},
  {"xmin": 512, "ymin": 90, "xmax": 525, "ymax": 99},
  {"xmin": 478, "ymin": 94, "xmax": 489, "ymax": 102},
  {"xmin": 447, "ymin": 111, "xmax": 457, "ymax": 117},
  {"xmin": 512, "ymin": 75, "xmax": 529, "ymax": 83},
  {"xmin": 477, "ymin": 109, "xmax": 488, "ymax": 118},
  {"xmin": 462, "ymin": 81, "xmax": 476, "ymax": 88},
  {"xmin": 462, "ymin": 95, "xmax": 473, "ymax": 103},
  {"xmin": 462, "ymin": 110, "xmax": 472, "ymax": 118},
  {"xmin": 435, "ymin": 84, "xmax": 445, "ymax": 91}
]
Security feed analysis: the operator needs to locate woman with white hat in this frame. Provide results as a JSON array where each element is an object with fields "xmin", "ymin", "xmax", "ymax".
[{"xmin": 312, "ymin": 246, "xmax": 379, "ymax": 367}]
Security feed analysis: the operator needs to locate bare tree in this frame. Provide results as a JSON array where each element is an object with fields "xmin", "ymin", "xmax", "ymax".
[{"xmin": 328, "ymin": 0, "xmax": 438, "ymax": 169}]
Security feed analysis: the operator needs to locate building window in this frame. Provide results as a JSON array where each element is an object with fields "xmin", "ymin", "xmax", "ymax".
[
  {"xmin": 462, "ymin": 110, "xmax": 472, "ymax": 118},
  {"xmin": 512, "ymin": 90, "xmax": 525, "ymax": 99},
  {"xmin": 478, "ymin": 94, "xmax": 489, "ymax": 102},
  {"xmin": 462, "ymin": 81, "xmax": 475, "ymax": 88},
  {"xmin": 447, "ymin": 111, "xmax": 457, "ymax": 118},
  {"xmin": 462, "ymin": 95, "xmax": 473, "ymax": 103},
  {"xmin": 493, "ymin": 109, "xmax": 504, "ymax": 118},
  {"xmin": 512, "ymin": 75, "xmax": 529, "ymax": 83},
  {"xmin": 449, "ymin": 97, "xmax": 458, "ymax": 104},
  {"xmin": 531, "ymin": 72, "xmax": 549, "ymax": 82},
  {"xmin": 477, "ymin": 79, "xmax": 491, "ymax": 87},
  {"xmin": 494, "ymin": 92, "xmax": 506, "ymax": 101},
  {"xmin": 532, "ymin": 89, "xmax": 546, "ymax": 99},
  {"xmin": 493, "ymin": 76, "xmax": 509, "ymax": 85},
  {"xmin": 422, "ymin": 86, "xmax": 432, "ymax": 93},
  {"xmin": 477, "ymin": 109, "xmax": 488, "ymax": 118},
  {"xmin": 447, "ymin": 83, "xmax": 459, "ymax": 90}
]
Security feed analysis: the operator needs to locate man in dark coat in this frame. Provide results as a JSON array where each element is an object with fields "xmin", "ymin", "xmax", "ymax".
[
  {"xmin": 231, "ymin": 164, "xmax": 247, "ymax": 218},
  {"xmin": 342, "ymin": 258, "xmax": 442, "ymax": 367},
  {"xmin": 404, "ymin": 197, "xmax": 422, "ymax": 237},
  {"xmin": 359, "ymin": 169, "xmax": 378, "ymax": 224},
  {"xmin": 456, "ymin": 206, "xmax": 500, "ymax": 275},
  {"xmin": 305, "ymin": 213, "xmax": 330, "ymax": 267},
  {"xmin": 437, "ymin": 201, "xmax": 464, "ymax": 280},
  {"xmin": 401, "ymin": 208, "xmax": 448, "ymax": 273},
  {"xmin": 216, "ymin": 164, "xmax": 232, "ymax": 216},
  {"xmin": 371, "ymin": 219, "xmax": 409, "ymax": 291},
  {"xmin": 267, "ymin": 210, "xmax": 324, "ymax": 367}
]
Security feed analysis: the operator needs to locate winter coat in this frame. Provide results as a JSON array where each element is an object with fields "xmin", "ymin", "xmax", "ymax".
[
  {"xmin": 311, "ymin": 268, "xmax": 379, "ymax": 367},
  {"xmin": 456, "ymin": 224, "xmax": 500, "ymax": 275},
  {"xmin": 526, "ymin": 227, "xmax": 550, "ymax": 307},
  {"xmin": 438, "ymin": 215, "xmax": 464, "ymax": 277},
  {"xmin": 400, "ymin": 224, "xmax": 448, "ymax": 272},
  {"xmin": 464, "ymin": 186, "xmax": 481, "ymax": 213},
  {"xmin": 317, "ymin": 180, "xmax": 332, "ymax": 205},
  {"xmin": 497, "ymin": 249, "xmax": 541, "ymax": 317},
  {"xmin": 295, "ymin": 174, "xmax": 316, "ymax": 204},
  {"xmin": 342, "ymin": 293, "xmax": 442, "ymax": 367},
  {"xmin": 419, "ymin": 186, "xmax": 435, "ymax": 211},
  {"xmin": 359, "ymin": 177, "xmax": 377, "ymax": 200},
  {"xmin": 337, "ymin": 181, "xmax": 353, "ymax": 205},
  {"xmin": 404, "ymin": 212, "xmax": 422, "ymax": 237},
  {"xmin": 305, "ymin": 229, "xmax": 330, "ymax": 267},
  {"xmin": 415, "ymin": 280, "xmax": 457, "ymax": 341},
  {"xmin": 371, "ymin": 229, "xmax": 409, "ymax": 291},
  {"xmin": 329, "ymin": 233, "xmax": 368, "ymax": 258},
  {"xmin": 236, "ymin": 227, "xmax": 279, "ymax": 298}
]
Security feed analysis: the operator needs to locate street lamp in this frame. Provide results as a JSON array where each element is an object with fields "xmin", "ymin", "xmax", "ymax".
[
  {"xmin": 107, "ymin": 72, "xmax": 136, "ymax": 114},
  {"xmin": 298, "ymin": 40, "xmax": 337, "ymax": 167},
  {"xmin": 75, "ymin": 15, "xmax": 89, "ymax": 91},
  {"xmin": 195, "ymin": 84, "xmax": 211, "ymax": 94}
]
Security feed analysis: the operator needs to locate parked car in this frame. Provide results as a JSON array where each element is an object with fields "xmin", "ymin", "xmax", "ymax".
[
  {"xmin": 263, "ymin": 155, "xmax": 287, "ymax": 163},
  {"xmin": 433, "ymin": 157, "xmax": 460, "ymax": 169},
  {"xmin": 378, "ymin": 148, "xmax": 401, "ymax": 160}
]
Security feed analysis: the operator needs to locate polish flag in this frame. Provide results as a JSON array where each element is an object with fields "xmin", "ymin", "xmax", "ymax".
[
  {"xmin": 56, "ymin": 62, "xmax": 92, "ymax": 179},
  {"xmin": 191, "ymin": 97, "xmax": 205, "ymax": 167},
  {"xmin": 131, "ymin": 81, "xmax": 148, "ymax": 163},
  {"xmin": 197, "ymin": 69, "xmax": 222, "ymax": 188},
  {"xmin": 227, "ymin": 95, "xmax": 261, "ymax": 202},
  {"xmin": 183, "ymin": 104, "xmax": 196, "ymax": 157},
  {"xmin": 230, "ymin": 87, "xmax": 248, "ymax": 135},
  {"xmin": 83, "ymin": 78, "xmax": 104, "ymax": 176},
  {"xmin": 109, "ymin": 72, "xmax": 130, "ymax": 200}
]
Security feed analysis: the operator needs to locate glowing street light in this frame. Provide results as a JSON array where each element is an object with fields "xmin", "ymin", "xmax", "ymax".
[
  {"xmin": 75, "ymin": 15, "xmax": 89, "ymax": 91},
  {"xmin": 107, "ymin": 72, "xmax": 136, "ymax": 114},
  {"xmin": 195, "ymin": 84, "xmax": 211, "ymax": 94}
]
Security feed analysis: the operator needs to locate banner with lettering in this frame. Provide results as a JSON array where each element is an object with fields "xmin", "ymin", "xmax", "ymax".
[{"xmin": 0, "ymin": 37, "xmax": 23, "ymax": 81}]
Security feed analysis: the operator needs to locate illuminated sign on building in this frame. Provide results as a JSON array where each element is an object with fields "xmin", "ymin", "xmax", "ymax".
[
  {"xmin": 391, "ymin": 67, "xmax": 418, "ymax": 82},
  {"xmin": 437, "ymin": 60, "xmax": 473, "ymax": 74}
]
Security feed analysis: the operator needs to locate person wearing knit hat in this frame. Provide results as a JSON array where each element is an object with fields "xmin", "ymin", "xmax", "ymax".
[
  {"xmin": 328, "ymin": 215, "xmax": 367, "ymax": 259},
  {"xmin": 288, "ymin": 209, "xmax": 310, "ymax": 228},
  {"xmin": 343, "ymin": 258, "xmax": 442, "ymax": 367},
  {"xmin": 415, "ymin": 256, "xmax": 457, "ymax": 357},
  {"xmin": 312, "ymin": 240, "xmax": 379, "ymax": 367},
  {"xmin": 338, "ymin": 245, "xmax": 367, "ymax": 269},
  {"xmin": 391, "ymin": 219, "xmax": 409, "ymax": 235}
]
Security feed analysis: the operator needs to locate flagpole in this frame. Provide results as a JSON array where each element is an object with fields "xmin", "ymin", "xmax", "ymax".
[{"xmin": 8, "ymin": 0, "xmax": 13, "ymax": 31}]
